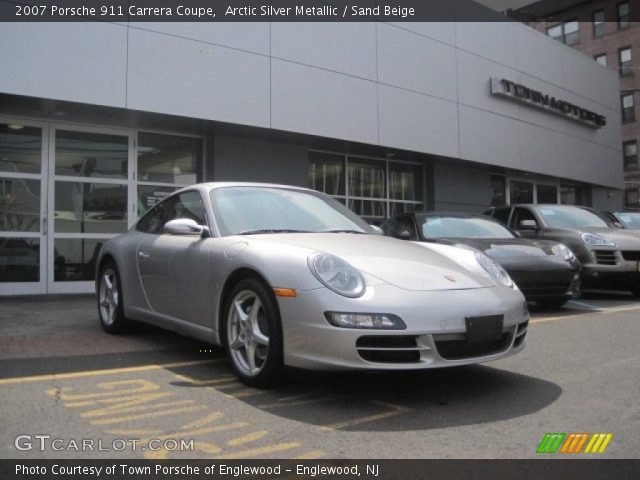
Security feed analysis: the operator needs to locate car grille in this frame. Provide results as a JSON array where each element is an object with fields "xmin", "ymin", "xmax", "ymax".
[
  {"xmin": 621, "ymin": 251, "xmax": 640, "ymax": 261},
  {"xmin": 520, "ymin": 285, "xmax": 569, "ymax": 296},
  {"xmin": 356, "ymin": 336, "xmax": 424, "ymax": 363},
  {"xmin": 434, "ymin": 332, "xmax": 511, "ymax": 360},
  {"xmin": 593, "ymin": 250, "xmax": 618, "ymax": 265}
]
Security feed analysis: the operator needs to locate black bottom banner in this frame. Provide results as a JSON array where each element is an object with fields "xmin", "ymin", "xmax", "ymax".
[{"xmin": 3, "ymin": 459, "xmax": 640, "ymax": 480}]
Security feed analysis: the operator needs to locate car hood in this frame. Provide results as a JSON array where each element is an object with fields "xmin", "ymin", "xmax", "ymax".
[
  {"xmin": 248, "ymin": 233, "xmax": 495, "ymax": 291},
  {"xmin": 430, "ymin": 237, "xmax": 552, "ymax": 259}
]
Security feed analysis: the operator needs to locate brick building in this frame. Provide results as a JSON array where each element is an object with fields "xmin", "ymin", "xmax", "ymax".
[{"xmin": 516, "ymin": 0, "xmax": 640, "ymax": 211}]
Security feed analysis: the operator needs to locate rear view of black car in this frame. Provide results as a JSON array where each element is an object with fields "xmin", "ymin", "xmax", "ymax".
[{"xmin": 383, "ymin": 212, "xmax": 581, "ymax": 309}]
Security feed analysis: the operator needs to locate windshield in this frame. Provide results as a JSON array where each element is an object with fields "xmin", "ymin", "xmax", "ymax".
[
  {"xmin": 210, "ymin": 186, "xmax": 372, "ymax": 236},
  {"xmin": 614, "ymin": 212, "xmax": 640, "ymax": 229},
  {"xmin": 419, "ymin": 215, "xmax": 514, "ymax": 239},
  {"xmin": 535, "ymin": 206, "xmax": 609, "ymax": 228}
]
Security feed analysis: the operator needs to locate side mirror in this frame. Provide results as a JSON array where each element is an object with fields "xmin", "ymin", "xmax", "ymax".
[
  {"xmin": 518, "ymin": 219, "xmax": 539, "ymax": 231},
  {"xmin": 164, "ymin": 218, "xmax": 209, "ymax": 237},
  {"xmin": 369, "ymin": 225, "xmax": 384, "ymax": 235}
]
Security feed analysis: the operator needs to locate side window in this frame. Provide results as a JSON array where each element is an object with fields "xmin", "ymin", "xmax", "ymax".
[
  {"xmin": 173, "ymin": 191, "xmax": 207, "ymax": 225},
  {"xmin": 512, "ymin": 207, "xmax": 538, "ymax": 230},
  {"xmin": 136, "ymin": 191, "xmax": 206, "ymax": 234},
  {"xmin": 385, "ymin": 216, "xmax": 417, "ymax": 240},
  {"xmin": 491, "ymin": 208, "xmax": 511, "ymax": 226}
]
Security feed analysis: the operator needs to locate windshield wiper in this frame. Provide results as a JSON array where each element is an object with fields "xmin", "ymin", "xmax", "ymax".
[
  {"xmin": 237, "ymin": 229, "xmax": 311, "ymax": 235},
  {"xmin": 321, "ymin": 229, "xmax": 366, "ymax": 234}
]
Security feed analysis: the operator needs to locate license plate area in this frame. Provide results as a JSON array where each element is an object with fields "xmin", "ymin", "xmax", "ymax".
[{"xmin": 465, "ymin": 314, "xmax": 504, "ymax": 344}]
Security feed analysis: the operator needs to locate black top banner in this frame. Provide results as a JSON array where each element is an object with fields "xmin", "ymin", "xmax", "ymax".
[{"xmin": 1, "ymin": 0, "xmax": 511, "ymax": 22}]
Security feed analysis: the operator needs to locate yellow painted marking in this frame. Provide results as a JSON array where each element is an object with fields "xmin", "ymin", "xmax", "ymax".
[
  {"xmin": 224, "ymin": 389, "xmax": 267, "ymax": 399},
  {"xmin": 292, "ymin": 450, "xmax": 325, "ymax": 459},
  {"xmin": 320, "ymin": 401, "xmax": 410, "ymax": 430},
  {"xmin": 173, "ymin": 373, "xmax": 236, "ymax": 386},
  {"xmin": 90, "ymin": 405, "xmax": 207, "ymax": 425},
  {"xmin": 145, "ymin": 449, "xmax": 169, "ymax": 460},
  {"xmin": 214, "ymin": 442, "xmax": 300, "ymax": 459},
  {"xmin": 0, "ymin": 359, "xmax": 222, "ymax": 386},
  {"xmin": 227, "ymin": 430, "xmax": 268, "ymax": 446},
  {"xmin": 598, "ymin": 434, "xmax": 613, "ymax": 453},
  {"xmin": 46, "ymin": 379, "xmax": 160, "ymax": 401},
  {"xmin": 178, "ymin": 411, "xmax": 224, "ymax": 431},
  {"xmin": 257, "ymin": 395, "xmax": 337, "ymax": 410},
  {"xmin": 106, "ymin": 429, "xmax": 161, "ymax": 436},
  {"xmin": 195, "ymin": 441, "xmax": 222, "ymax": 454},
  {"xmin": 81, "ymin": 399, "xmax": 194, "ymax": 418},
  {"xmin": 531, "ymin": 305, "xmax": 640, "ymax": 324},
  {"xmin": 140, "ymin": 422, "xmax": 249, "ymax": 442}
]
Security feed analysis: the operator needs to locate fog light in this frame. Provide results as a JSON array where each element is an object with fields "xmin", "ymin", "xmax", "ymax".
[{"xmin": 324, "ymin": 312, "xmax": 406, "ymax": 330}]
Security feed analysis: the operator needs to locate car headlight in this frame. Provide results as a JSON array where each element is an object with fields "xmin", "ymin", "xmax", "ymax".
[
  {"xmin": 308, "ymin": 253, "xmax": 365, "ymax": 298},
  {"xmin": 551, "ymin": 243, "xmax": 575, "ymax": 262},
  {"xmin": 581, "ymin": 232, "xmax": 615, "ymax": 247},
  {"xmin": 474, "ymin": 251, "xmax": 516, "ymax": 289}
]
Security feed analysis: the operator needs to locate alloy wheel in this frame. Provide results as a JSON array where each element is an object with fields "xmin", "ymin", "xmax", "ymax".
[
  {"xmin": 226, "ymin": 290, "xmax": 270, "ymax": 377},
  {"xmin": 98, "ymin": 268, "xmax": 119, "ymax": 326}
]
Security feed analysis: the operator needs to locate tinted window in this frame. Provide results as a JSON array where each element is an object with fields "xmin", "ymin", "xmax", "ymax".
[
  {"xmin": 512, "ymin": 207, "xmax": 538, "ymax": 230},
  {"xmin": 419, "ymin": 215, "xmax": 514, "ymax": 239},
  {"xmin": 491, "ymin": 208, "xmax": 511, "ymax": 225},
  {"xmin": 385, "ymin": 216, "xmax": 418, "ymax": 240},
  {"xmin": 535, "ymin": 206, "xmax": 609, "ymax": 228},
  {"xmin": 614, "ymin": 212, "xmax": 640, "ymax": 228},
  {"xmin": 136, "ymin": 191, "xmax": 206, "ymax": 234}
]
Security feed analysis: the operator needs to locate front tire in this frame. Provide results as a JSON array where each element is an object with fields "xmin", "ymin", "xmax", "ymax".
[
  {"xmin": 97, "ymin": 261, "xmax": 129, "ymax": 334},
  {"xmin": 223, "ymin": 278, "xmax": 284, "ymax": 388}
]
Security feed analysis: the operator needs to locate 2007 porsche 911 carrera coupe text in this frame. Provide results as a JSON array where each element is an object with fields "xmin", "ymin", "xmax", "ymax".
[{"xmin": 96, "ymin": 183, "xmax": 529, "ymax": 386}]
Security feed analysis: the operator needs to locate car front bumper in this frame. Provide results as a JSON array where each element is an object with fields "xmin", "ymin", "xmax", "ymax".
[
  {"xmin": 581, "ymin": 260, "xmax": 640, "ymax": 289},
  {"xmin": 277, "ymin": 284, "xmax": 528, "ymax": 370}
]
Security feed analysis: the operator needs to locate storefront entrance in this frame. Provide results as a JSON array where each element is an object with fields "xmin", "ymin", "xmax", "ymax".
[{"xmin": 0, "ymin": 117, "xmax": 202, "ymax": 295}]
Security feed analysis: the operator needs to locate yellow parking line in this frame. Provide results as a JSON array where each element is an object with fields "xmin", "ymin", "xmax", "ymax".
[
  {"xmin": 227, "ymin": 430, "xmax": 269, "ymax": 446},
  {"xmin": 320, "ymin": 401, "xmax": 410, "ymax": 430},
  {"xmin": 214, "ymin": 442, "xmax": 300, "ymax": 459},
  {"xmin": 90, "ymin": 405, "xmax": 207, "ymax": 425},
  {"xmin": 0, "ymin": 359, "xmax": 223, "ymax": 386},
  {"xmin": 292, "ymin": 450, "xmax": 325, "ymax": 459},
  {"xmin": 531, "ymin": 305, "xmax": 640, "ymax": 324}
]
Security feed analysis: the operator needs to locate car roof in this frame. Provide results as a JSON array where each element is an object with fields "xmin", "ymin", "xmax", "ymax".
[
  {"xmin": 411, "ymin": 211, "xmax": 495, "ymax": 219},
  {"xmin": 176, "ymin": 182, "xmax": 316, "ymax": 194}
]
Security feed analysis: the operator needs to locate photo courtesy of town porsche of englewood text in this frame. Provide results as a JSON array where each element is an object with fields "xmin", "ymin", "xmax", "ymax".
[{"xmin": 0, "ymin": 1, "xmax": 639, "ymax": 480}]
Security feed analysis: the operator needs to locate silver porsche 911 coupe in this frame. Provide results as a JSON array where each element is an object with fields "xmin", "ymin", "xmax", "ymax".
[{"xmin": 96, "ymin": 183, "xmax": 529, "ymax": 386}]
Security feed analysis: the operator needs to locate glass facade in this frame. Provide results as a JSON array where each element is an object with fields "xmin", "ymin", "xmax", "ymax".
[
  {"xmin": 509, "ymin": 180, "xmax": 534, "ymax": 204},
  {"xmin": 0, "ymin": 124, "xmax": 42, "ymax": 174},
  {"xmin": 308, "ymin": 151, "xmax": 424, "ymax": 223}
]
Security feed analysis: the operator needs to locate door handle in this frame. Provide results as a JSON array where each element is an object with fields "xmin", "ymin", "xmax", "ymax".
[{"xmin": 138, "ymin": 251, "xmax": 150, "ymax": 260}]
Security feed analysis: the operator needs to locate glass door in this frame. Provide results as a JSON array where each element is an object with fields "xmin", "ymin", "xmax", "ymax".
[
  {"xmin": 0, "ymin": 120, "xmax": 48, "ymax": 295},
  {"xmin": 47, "ymin": 126, "xmax": 133, "ymax": 294}
]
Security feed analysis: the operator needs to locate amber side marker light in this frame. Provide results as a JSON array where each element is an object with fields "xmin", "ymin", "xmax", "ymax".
[{"xmin": 273, "ymin": 288, "xmax": 297, "ymax": 297}]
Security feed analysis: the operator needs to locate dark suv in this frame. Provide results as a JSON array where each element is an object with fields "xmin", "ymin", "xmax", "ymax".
[{"xmin": 485, "ymin": 204, "xmax": 640, "ymax": 296}]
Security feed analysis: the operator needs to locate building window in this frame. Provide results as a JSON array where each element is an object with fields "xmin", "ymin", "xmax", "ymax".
[
  {"xmin": 618, "ymin": 2, "xmax": 630, "ymax": 29},
  {"xmin": 536, "ymin": 184, "xmax": 559, "ymax": 204},
  {"xmin": 560, "ymin": 185, "xmax": 586, "ymax": 205},
  {"xmin": 622, "ymin": 93, "xmax": 635, "ymax": 123},
  {"xmin": 490, "ymin": 175, "xmax": 506, "ymax": 207},
  {"xmin": 593, "ymin": 10, "xmax": 606, "ymax": 36},
  {"xmin": 509, "ymin": 180, "xmax": 534, "ymax": 204},
  {"xmin": 619, "ymin": 47, "xmax": 632, "ymax": 75},
  {"xmin": 546, "ymin": 20, "xmax": 579, "ymax": 45},
  {"xmin": 624, "ymin": 141, "xmax": 638, "ymax": 171},
  {"xmin": 626, "ymin": 188, "xmax": 639, "ymax": 207},
  {"xmin": 136, "ymin": 133, "xmax": 202, "ymax": 216},
  {"xmin": 308, "ymin": 152, "xmax": 424, "ymax": 224},
  {"xmin": 595, "ymin": 53, "xmax": 607, "ymax": 66}
]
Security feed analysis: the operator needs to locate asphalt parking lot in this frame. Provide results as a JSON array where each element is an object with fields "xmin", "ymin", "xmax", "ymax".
[{"xmin": 0, "ymin": 292, "xmax": 639, "ymax": 459}]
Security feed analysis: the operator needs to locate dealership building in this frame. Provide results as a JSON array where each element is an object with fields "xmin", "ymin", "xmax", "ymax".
[{"xmin": 0, "ymin": 16, "xmax": 622, "ymax": 295}]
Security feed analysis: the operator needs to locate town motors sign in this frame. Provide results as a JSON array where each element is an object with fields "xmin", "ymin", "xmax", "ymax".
[{"xmin": 490, "ymin": 78, "xmax": 606, "ymax": 129}]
